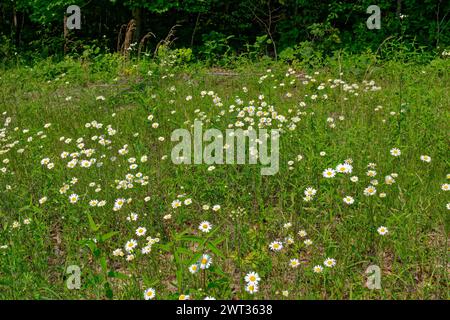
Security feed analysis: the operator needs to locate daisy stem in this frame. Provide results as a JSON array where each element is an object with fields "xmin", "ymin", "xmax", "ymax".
[{"xmin": 202, "ymin": 269, "xmax": 206, "ymax": 290}]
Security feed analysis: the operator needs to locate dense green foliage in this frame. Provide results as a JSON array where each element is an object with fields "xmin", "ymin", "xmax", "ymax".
[{"xmin": 1, "ymin": 0, "xmax": 449, "ymax": 65}]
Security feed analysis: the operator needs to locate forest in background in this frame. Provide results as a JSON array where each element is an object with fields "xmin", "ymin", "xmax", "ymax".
[{"xmin": 0, "ymin": 0, "xmax": 449, "ymax": 65}]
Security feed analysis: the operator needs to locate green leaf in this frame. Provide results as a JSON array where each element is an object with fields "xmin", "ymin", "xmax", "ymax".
[
  {"xmin": 174, "ymin": 251, "xmax": 181, "ymax": 265},
  {"xmin": 175, "ymin": 247, "xmax": 192, "ymax": 255},
  {"xmin": 207, "ymin": 242, "xmax": 225, "ymax": 259},
  {"xmin": 209, "ymin": 265, "xmax": 227, "ymax": 277},
  {"xmin": 93, "ymin": 247, "xmax": 101, "ymax": 258},
  {"xmin": 86, "ymin": 213, "xmax": 100, "ymax": 232},
  {"xmin": 100, "ymin": 256, "xmax": 108, "ymax": 273},
  {"xmin": 108, "ymin": 271, "xmax": 129, "ymax": 280},
  {"xmin": 86, "ymin": 240, "xmax": 97, "ymax": 253},
  {"xmin": 173, "ymin": 229, "xmax": 190, "ymax": 240},
  {"xmin": 154, "ymin": 243, "xmax": 171, "ymax": 252},
  {"xmin": 212, "ymin": 236, "xmax": 225, "ymax": 246},
  {"xmin": 175, "ymin": 269, "xmax": 183, "ymax": 290},
  {"xmin": 19, "ymin": 205, "xmax": 31, "ymax": 212},
  {"xmin": 189, "ymin": 252, "xmax": 203, "ymax": 265},
  {"xmin": 142, "ymin": 278, "xmax": 159, "ymax": 287},
  {"xmin": 179, "ymin": 235, "xmax": 203, "ymax": 243},
  {"xmin": 207, "ymin": 225, "xmax": 222, "ymax": 238},
  {"xmin": 100, "ymin": 231, "xmax": 118, "ymax": 242},
  {"xmin": 104, "ymin": 282, "xmax": 113, "ymax": 299}
]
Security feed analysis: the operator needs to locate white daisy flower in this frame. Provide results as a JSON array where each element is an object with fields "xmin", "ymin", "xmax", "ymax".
[
  {"xmin": 363, "ymin": 185, "xmax": 377, "ymax": 196},
  {"xmin": 304, "ymin": 187, "xmax": 317, "ymax": 197},
  {"xmin": 322, "ymin": 168, "xmax": 336, "ymax": 178},
  {"xmin": 189, "ymin": 264, "xmax": 199, "ymax": 274},
  {"xmin": 245, "ymin": 283, "xmax": 259, "ymax": 294},
  {"xmin": 198, "ymin": 221, "xmax": 212, "ymax": 233},
  {"xmin": 68, "ymin": 193, "xmax": 79, "ymax": 204},
  {"xmin": 144, "ymin": 288, "xmax": 155, "ymax": 300},
  {"xmin": 113, "ymin": 249, "xmax": 124, "ymax": 257},
  {"xmin": 336, "ymin": 163, "xmax": 352, "ymax": 174},
  {"xmin": 269, "ymin": 241, "xmax": 283, "ymax": 251},
  {"xmin": 313, "ymin": 265, "xmax": 323, "ymax": 273},
  {"xmin": 135, "ymin": 227, "xmax": 147, "ymax": 237},
  {"xmin": 125, "ymin": 239, "xmax": 137, "ymax": 252},
  {"xmin": 343, "ymin": 196, "xmax": 354, "ymax": 204},
  {"xmin": 298, "ymin": 230, "xmax": 307, "ymax": 237},
  {"xmin": 171, "ymin": 199, "xmax": 182, "ymax": 208},
  {"xmin": 390, "ymin": 148, "xmax": 401, "ymax": 157},
  {"xmin": 244, "ymin": 272, "xmax": 260, "ymax": 284},
  {"xmin": 324, "ymin": 258, "xmax": 336, "ymax": 268},
  {"xmin": 199, "ymin": 254, "xmax": 212, "ymax": 269},
  {"xmin": 377, "ymin": 226, "xmax": 388, "ymax": 235},
  {"xmin": 290, "ymin": 259, "xmax": 300, "ymax": 268}
]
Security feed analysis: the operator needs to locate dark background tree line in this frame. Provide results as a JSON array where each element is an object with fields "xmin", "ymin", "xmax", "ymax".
[{"xmin": 0, "ymin": 0, "xmax": 449, "ymax": 64}]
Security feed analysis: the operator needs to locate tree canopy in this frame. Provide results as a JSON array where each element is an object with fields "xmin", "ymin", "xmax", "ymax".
[{"xmin": 1, "ymin": 0, "xmax": 448, "ymax": 62}]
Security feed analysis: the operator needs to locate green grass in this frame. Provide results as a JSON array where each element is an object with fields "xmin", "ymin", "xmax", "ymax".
[{"xmin": 0, "ymin": 55, "xmax": 448, "ymax": 300}]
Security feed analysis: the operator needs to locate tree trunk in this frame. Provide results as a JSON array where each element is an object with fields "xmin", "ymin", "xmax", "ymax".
[
  {"xmin": 13, "ymin": 4, "xmax": 21, "ymax": 47},
  {"xmin": 396, "ymin": 0, "xmax": 402, "ymax": 15},
  {"xmin": 132, "ymin": 8, "xmax": 143, "ymax": 43},
  {"xmin": 64, "ymin": 15, "xmax": 68, "ymax": 55},
  {"xmin": 191, "ymin": 13, "xmax": 201, "ymax": 48}
]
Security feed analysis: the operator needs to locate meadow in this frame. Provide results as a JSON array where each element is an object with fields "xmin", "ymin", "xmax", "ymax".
[{"xmin": 0, "ymin": 54, "xmax": 448, "ymax": 300}]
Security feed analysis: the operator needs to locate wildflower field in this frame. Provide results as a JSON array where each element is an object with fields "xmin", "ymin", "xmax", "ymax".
[{"xmin": 0, "ymin": 56, "xmax": 448, "ymax": 300}]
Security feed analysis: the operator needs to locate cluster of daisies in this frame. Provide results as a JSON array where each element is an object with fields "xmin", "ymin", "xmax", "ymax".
[
  {"xmin": 322, "ymin": 162, "xmax": 353, "ymax": 178},
  {"xmin": 114, "ymin": 234, "xmax": 160, "ymax": 261},
  {"xmin": 313, "ymin": 258, "xmax": 336, "ymax": 273},
  {"xmin": 177, "ymin": 68, "xmax": 382, "ymax": 165},
  {"xmin": 244, "ymin": 272, "xmax": 261, "ymax": 294},
  {"xmin": 268, "ymin": 225, "xmax": 337, "ymax": 274},
  {"xmin": 1, "ymin": 114, "xmax": 52, "ymax": 185},
  {"xmin": 189, "ymin": 254, "xmax": 213, "ymax": 274}
]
